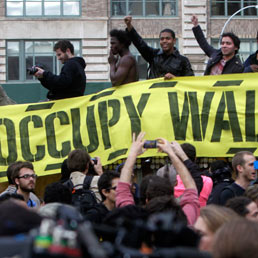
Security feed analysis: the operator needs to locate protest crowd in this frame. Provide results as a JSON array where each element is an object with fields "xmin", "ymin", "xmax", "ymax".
[{"xmin": 0, "ymin": 13, "xmax": 258, "ymax": 258}]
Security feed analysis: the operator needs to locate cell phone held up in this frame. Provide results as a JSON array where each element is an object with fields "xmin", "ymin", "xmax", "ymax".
[
  {"xmin": 91, "ymin": 157, "xmax": 98, "ymax": 165},
  {"xmin": 143, "ymin": 140, "xmax": 157, "ymax": 149}
]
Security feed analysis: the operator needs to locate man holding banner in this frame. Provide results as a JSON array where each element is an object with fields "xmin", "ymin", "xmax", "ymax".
[{"xmin": 124, "ymin": 16, "xmax": 194, "ymax": 79}]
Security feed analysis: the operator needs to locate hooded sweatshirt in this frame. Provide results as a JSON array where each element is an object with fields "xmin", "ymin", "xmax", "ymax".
[{"xmin": 39, "ymin": 57, "xmax": 86, "ymax": 100}]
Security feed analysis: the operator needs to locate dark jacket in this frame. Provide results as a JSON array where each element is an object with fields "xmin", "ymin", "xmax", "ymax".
[
  {"xmin": 84, "ymin": 202, "xmax": 109, "ymax": 224},
  {"xmin": 244, "ymin": 50, "xmax": 258, "ymax": 72},
  {"xmin": 39, "ymin": 57, "xmax": 86, "ymax": 100},
  {"xmin": 207, "ymin": 180, "xmax": 233, "ymax": 205},
  {"xmin": 127, "ymin": 27, "xmax": 194, "ymax": 79},
  {"xmin": 192, "ymin": 25, "xmax": 243, "ymax": 75},
  {"xmin": 219, "ymin": 182, "xmax": 245, "ymax": 206}
]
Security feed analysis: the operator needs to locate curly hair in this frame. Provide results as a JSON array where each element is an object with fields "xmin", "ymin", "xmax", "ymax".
[{"xmin": 110, "ymin": 29, "xmax": 131, "ymax": 48}]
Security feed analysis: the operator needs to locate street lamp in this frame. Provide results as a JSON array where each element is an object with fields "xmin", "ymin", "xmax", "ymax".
[{"xmin": 220, "ymin": 5, "xmax": 258, "ymax": 40}]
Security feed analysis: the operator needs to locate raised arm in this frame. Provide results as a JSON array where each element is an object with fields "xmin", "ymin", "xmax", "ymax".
[
  {"xmin": 116, "ymin": 132, "xmax": 146, "ymax": 208},
  {"xmin": 191, "ymin": 15, "xmax": 216, "ymax": 57},
  {"xmin": 124, "ymin": 16, "xmax": 156, "ymax": 63},
  {"xmin": 120, "ymin": 132, "xmax": 146, "ymax": 183},
  {"xmin": 171, "ymin": 141, "xmax": 202, "ymax": 194},
  {"xmin": 157, "ymin": 139, "xmax": 196, "ymax": 190}
]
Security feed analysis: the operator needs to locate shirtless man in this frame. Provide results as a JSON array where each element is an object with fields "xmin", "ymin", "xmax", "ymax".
[{"xmin": 108, "ymin": 29, "xmax": 138, "ymax": 86}]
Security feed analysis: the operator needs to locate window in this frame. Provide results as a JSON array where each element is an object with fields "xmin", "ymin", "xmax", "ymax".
[
  {"xmin": 211, "ymin": 38, "xmax": 257, "ymax": 62},
  {"xmin": 211, "ymin": 0, "xmax": 258, "ymax": 16},
  {"xmin": 111, "ymin": 0, "xmax": 177, "ymax": 16},
  {"xmin": 130, "ymin": 38, "xmax": 178, "ymax": 79},
  {"xmin": 6, "ymin": 40, "xmax": 81, "ymax": 81},
  {"xmin": 6, "ymin": 0, "xmax": 80, "ymax": 17}
]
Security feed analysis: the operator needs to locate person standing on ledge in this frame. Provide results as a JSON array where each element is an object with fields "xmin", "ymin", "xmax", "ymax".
[
  {"xmin": 108, "ymin": 29, "xmax": 138, "ymax": 86},
  {"xmin": 34, "ymin": 40, "xmax": 86, "ymax": 100},
  {"xmin": 124, "ymin": 16, "xmax": 194, "ymax": 79},
  {"xmin": 191, "ymin": 15, "xmax": 243, "ymax": 75}
]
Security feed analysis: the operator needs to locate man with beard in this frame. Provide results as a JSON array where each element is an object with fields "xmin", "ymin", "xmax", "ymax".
[
  {"xmin": 12, "ymin": 162, "xmax": 38, "ymax": 208},
  {"xmin": 191, "ymin": 15, "xmax": 243, "ymax": 75},
  {"xmin": 108, "ymin": 29, "xmax": 138, "ymax": 86},
  {"xmin": 0, "ymin": 161, "xmax": 40, "ymax": 206},
  {"xmin": 34, "ymin": 40, "xmax": 86, "ymax": 100}
]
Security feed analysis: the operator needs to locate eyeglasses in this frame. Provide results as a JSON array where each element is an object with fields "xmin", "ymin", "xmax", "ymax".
[
  {"xmin": 17, "ymin": 174, "xmax": 37, "ymax": 180},
  {"xmin": 108, "ymin": 186, "xmax": 117, "ymax": 191}
]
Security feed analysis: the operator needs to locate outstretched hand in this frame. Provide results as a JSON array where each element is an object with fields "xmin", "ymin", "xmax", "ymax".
[
  {"xmin": 170, "ymin": 141, "xmax": 188, "ymax": 161},
  {"xmin": 129, "ymin": 132, "xmax": 146, "ymax": 157},
  {"xmin": 92, "ymin": 156, "xmax": 103, "ymax": 176},
  {"xmin": 156, "ymin": 137, "xmax": 173, "ymax": 155},
  {"xmin": 34, "ymin": 67, "xmax": 44, "ymax": 79}
]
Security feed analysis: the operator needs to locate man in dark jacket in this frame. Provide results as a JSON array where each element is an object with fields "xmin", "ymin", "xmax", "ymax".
[
  {"xmin": 85, "ymin": 171, "xmax": 120, "ymax": 224},
  {"xmin": 219, "ymin": 151, "xmax": 256, "ymax": 205},
  {"xmin": 244, "ymin": 31, "xmax": 258, "ymax": 73},
  {"xmin": 191, "ymin": 15, "xmax": 243, "ymax": 75},
  {"xmin": 34, "ymin": 40, "xmax": 86, "ymax": 100},
  {"xmin": 124, "ymin": 16, "xmax": 194, "ymax": 79}
]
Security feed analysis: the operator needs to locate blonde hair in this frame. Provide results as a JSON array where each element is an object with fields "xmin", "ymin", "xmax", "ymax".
[{"xmin": 200, "ymin": 204, "xmax": 239, "ymax": 233}]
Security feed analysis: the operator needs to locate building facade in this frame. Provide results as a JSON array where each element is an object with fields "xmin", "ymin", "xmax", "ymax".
[{"xmin": 0, "ymin": 0, "xmax": 257, "ymax": 102}]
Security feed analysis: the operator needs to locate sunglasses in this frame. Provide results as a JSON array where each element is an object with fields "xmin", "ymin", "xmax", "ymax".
[
  {"xmin": 108, "ymin": 186, "xmax": 117, "ymax": 191},
  {"xmin": 17, "ymin": 174, "xmax": 37, "ymax": 180}
]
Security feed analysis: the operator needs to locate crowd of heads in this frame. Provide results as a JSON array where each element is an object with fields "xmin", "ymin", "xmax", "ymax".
[{"xmin": 0, "ymin": 139, "xmax": 257, "ymax": 257}]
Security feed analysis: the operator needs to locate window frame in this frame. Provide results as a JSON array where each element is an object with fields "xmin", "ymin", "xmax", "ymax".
[
  {"xmin": 111, "ymin": 0, "xmax": 178, "ymax": 17},
  {"xmin": 6, "ymin": 39, "xmax": 82, "ymax": 82},
  {"xmin": 5, "ymin": 0, "xmax": 81, "ymax": 17},
  {"xmin": 211, "ymin": 0, "xmax": 258, "ymax": 17}
]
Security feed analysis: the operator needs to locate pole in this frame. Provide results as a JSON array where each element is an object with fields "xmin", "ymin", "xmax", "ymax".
[{"xmin": 220, "ymin": 5, "xmax": 258, "ymax": 41}]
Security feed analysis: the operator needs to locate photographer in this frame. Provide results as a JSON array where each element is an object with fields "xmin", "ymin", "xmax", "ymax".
[{"xmin": 34, "ymin": 40, "xmax": 86, "ymax": 100}]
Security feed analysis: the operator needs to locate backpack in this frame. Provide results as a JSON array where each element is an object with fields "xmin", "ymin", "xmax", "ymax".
[
  {"xmin": 63, "ymin": 176, "xmax": 98, "ymax": 216},
  {"xmin": 223, "ymin": 183, "xmax": 238, "ymax": 196},
  {"xmin": 218, "ymin": 183, "xmax": 238, "ymax": 205}
]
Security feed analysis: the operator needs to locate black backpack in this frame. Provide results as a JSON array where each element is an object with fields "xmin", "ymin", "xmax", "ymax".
[{"xmin": 64, "ymin": 176, "xmax": 98, "ymax": 216}]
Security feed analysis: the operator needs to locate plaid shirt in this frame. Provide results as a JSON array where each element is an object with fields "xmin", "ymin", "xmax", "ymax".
[{"xmin": 210, "ymin": 58, "xmax": 226, "ymax": 75}]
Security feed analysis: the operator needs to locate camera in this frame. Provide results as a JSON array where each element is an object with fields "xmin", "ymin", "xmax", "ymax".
[
  {"xmin": 143, "ymin": 140, "xmax": 157, "ymax": 148},
  {"xmin": 27, "ymin": 66, "xmax": 39, "ymax": 75},
  {"xmin": 91, "ymin": 157, "xmax": 98, "ymax": 165}
]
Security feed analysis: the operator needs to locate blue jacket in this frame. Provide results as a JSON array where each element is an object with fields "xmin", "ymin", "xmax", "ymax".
[{"xmin": 244, "ymin": 50, "xmax": 258, "ymax": 72}]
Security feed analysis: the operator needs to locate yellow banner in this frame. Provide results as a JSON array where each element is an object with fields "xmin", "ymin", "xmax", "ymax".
[{"xmin": 0, "ymin": 73, "xmax": 257, "ymax": 181}]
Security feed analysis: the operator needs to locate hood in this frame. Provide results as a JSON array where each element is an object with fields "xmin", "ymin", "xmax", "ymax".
[{"xmin": 70, "ymin": 57, "xmax": 86, "ymax": 69}]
